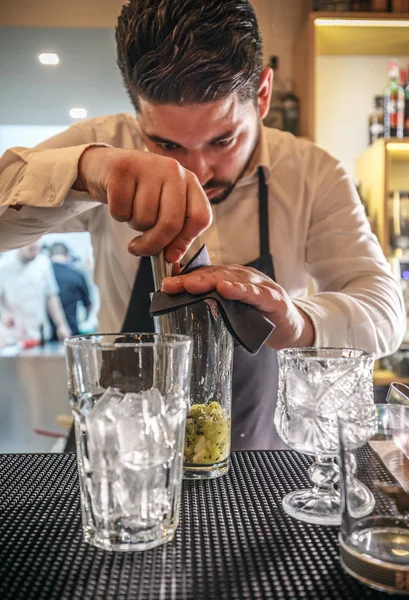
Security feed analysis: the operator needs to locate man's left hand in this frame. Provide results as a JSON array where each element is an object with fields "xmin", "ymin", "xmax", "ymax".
[{"xmin": 161, "ymin": 265, "xmax": 315, "ymax": 350}]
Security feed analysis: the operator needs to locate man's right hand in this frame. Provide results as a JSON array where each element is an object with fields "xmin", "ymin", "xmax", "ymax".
[{"xmin": 73, "ymin": 147, "xmax": 212, "ymax": 263}]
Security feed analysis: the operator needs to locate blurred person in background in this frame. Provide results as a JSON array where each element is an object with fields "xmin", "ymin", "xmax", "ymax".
[
  {"xmin": 0, "ymin": 241, "xmax": 71, "ymax": 344},
  {"xmin": 48, "ymin": 242, "xmax": 92, "ymax": 337}
]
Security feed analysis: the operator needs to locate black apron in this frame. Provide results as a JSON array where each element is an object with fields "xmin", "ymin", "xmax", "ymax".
[{"xmin": 122, "ymin": 167, "xmax": 281, "ymax": 451}]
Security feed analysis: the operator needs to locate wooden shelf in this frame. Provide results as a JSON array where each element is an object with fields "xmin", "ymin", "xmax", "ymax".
[
  {"xmin": 293, "ymin": 12, "xmax": 409, "ymax": 139},
  {"xmin": 313, "ymin": 12, "xmax": 409, "ymax": 55},
  {"xmin": 312, "ymin": 11, "xmax": 409, "ymax": 17},
  {"xmin": 374, "ymin": 369, "xmax": 409, "ymax": 386},
  {"xmin": 355, "ymin": 139, "xmax": 409, "ymax": 254},
  {"xmin": 385, "ymin": 139, "xmax": 409, "ymax": 162}
]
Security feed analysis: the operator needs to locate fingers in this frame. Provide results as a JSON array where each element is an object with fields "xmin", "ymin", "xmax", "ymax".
[
  {"xmin": 129, "ymin": 179, "xmax": 162, "ymax": 231},
  {"xmin": 161, "ymin": 266, "xmax": 227, "ymax": 294},
  {"xmin": 106, "ymin": 171, "xmax": 136, "ymax": 223},
  {"xmin": 82, "ymin": 148, "xmax": 212, "ymax": 258},
  {"xmin": 161, "ymin": 265, "xmax": 264, "ymax": 294},
  {"xmin": 161, "ymin": 265, "xmax": 285, "ymax": 318},
  {"xmin": 172, "ymin": 262, "xmax": 181, "ymax": 276},
  {"xmin": 165, "ymin": 173, "xmax": 212, "ymax": 263},
  {"xmin": 217, "ymin": 281, "xmax": 282, "ymax": 314},
  {"xmin": 128, "ymin": 176, "xmax": 186, "ymax": 256}
]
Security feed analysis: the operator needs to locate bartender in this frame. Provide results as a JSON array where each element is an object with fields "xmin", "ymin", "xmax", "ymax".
[{"xmin": 0, "ymin": 0, "xmax": 405, "ymax": 449}]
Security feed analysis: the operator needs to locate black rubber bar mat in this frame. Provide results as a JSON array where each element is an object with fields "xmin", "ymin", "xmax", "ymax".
[{"xmin": 0, "ymin": 451, "xmax": 396, "ymax": 599}]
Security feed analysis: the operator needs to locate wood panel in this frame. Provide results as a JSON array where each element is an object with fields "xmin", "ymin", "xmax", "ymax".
[{"xmin": 293, "ymin": 18, "xmax": 315, "ymax": 140}]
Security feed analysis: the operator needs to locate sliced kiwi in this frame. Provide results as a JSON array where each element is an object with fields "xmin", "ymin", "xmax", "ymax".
[{"xmin": 184, "ymin": 401, "xmax": 230, "ymax": 465}]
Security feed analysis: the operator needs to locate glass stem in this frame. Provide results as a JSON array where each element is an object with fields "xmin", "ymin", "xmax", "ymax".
[{"xmin": 308, "ymin": 455, "xmax": 340, "ymax": 495}]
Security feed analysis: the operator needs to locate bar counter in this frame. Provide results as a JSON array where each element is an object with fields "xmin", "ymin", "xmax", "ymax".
[
  {"xmin": 0, "ymin": 342, "xmax": 68, "ymax": 452},
  {"xmin": 0, "ymin": 451, "xmax": 396, "ymax": 599}
]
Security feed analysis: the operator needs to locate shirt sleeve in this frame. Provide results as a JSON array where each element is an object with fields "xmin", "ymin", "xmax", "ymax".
[
  {"xmin": 292, "ymin": 152, "xmax": 406, "ymax": 359},
  {"xmin": 0, "ymin": 121, "xmax": 106, "ymax": 252},
  {"xmin": 0, "ymin": 264, "xmax": 5, "ymax": 299}
]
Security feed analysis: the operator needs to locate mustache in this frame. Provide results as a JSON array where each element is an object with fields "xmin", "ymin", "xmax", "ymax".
[{"xmin": 203, "ymin": 180, "xmax": 232, "ymax": 191}]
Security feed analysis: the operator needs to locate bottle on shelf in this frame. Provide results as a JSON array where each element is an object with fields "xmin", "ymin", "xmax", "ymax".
[
  {"xmin": 384, "ymin": 59, "xmax": 405, "ymax": 139},
  {"xmin": 282, "ymin": 80, "xmax": 300, "ymax": 136},
  {"xmin": 312, "ymin": 1, "xmax": 351, "ymax": 9},
  {"xmin": 400, "ymin": 68, "xmax": 407, "ymax": 88},
  {"xmin": 369, "ymin": 96, "xmax": 385, "ymax": 145},
  {"xmin": 391, "ymin": 0, "xmax": 409, "ymax": 11},
  {"xmin": 389, "ymin": 191, "xmax": 409, "ymax": 251},
  {"xmin": 404, "ymin": 67, "xmax": 409, "ymax": 136},
  {"xmin": 351, "ymin": 1, "xmax": 371, "ymax": 9},
  {"xmin": 263, "ymin": 56, "xmax": 284, "ymax": 131},
  {"xmin": 371, "ymin": 0, "xmax": 389, "ymax": 9}
]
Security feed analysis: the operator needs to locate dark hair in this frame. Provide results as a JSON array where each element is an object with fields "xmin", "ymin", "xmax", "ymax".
[
  {"xmin": 49, "ymin": 242, "xmax": 70, "ymax": 257},
  {"xmin": 116, "ymin": 0, "xmax": 263, "ymax": 109}
]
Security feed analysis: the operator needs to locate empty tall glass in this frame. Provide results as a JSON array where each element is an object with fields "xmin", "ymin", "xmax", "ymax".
[{"xmin": 65, "ymin": 333, "xmax": 192, "ymax": 551}]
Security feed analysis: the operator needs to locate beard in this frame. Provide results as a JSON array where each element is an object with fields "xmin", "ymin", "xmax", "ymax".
[
  {"xmin": 204, "ymin": 181, "xmax": 236, "ymax": 205},
  {"xmin": 204, "ymin": 130, "xmax": 260, "ymax": 206}
]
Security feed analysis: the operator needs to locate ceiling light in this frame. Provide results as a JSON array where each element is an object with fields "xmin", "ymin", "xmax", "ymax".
[
  {"xmin": 387, "ymin": 143, "xmax": 409, "ymax": 152},
  {"xmin": 69, "ymin": 108, "xmax": 87, "ymax": 119},
  {"xmin": 315, "ymin": 19, "xmax": 409, "ymax": 27},
  {"xmin": 38, "ymin": 53, "xmax": 59, "ymax": 65}
]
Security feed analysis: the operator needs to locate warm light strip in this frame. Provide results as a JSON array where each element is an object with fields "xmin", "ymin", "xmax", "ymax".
[
  {"xmin": 386, "ymin": 143, "xmax": 409, "ymax": 152},
  {"xmin": 315, "ymin": 19, "xmax": 409, "ymax": 27}
]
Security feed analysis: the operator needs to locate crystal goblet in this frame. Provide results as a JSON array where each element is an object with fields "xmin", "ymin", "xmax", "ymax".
[{"xmin": 274, "ymin": 348, "xmax": 376, "ymax": 525}]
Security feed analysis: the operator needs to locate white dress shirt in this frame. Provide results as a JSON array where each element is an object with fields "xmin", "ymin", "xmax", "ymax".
[
  {"xmin": 0, "ymin": 252, "xmax": 59, "ymax": 341},
  {"xmin": 0, "ymin": 113, "xmax": 405, "ymax": 357}
]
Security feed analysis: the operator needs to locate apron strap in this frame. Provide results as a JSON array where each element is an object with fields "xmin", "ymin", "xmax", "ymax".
[
  {"xmin": 258, "ymin": 167, "xmax": 270, "ymax": 258},
  {"xmin": 121, "ymin": 256, "xmax": 155, "ymax": 333}
]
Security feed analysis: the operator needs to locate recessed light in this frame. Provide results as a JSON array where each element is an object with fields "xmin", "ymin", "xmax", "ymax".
[
  {"xmin": 69, "ymin": 108, "xmax": 87, "ymax": 119},
  {"xmin": 387, "ymin": 143, "xmax": 409, "ymax": 152},
  {"xmin": 315, "ymin": 19, "xmax": 409, "ymax": 27},
  {"xmin": 38, "ymin": 53, "xmax": 59, "ymax": 65}
]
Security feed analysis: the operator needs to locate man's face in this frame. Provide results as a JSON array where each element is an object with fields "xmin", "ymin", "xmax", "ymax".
[
  {"xmin": 18, "ymin": 242, "xmax": 40, "ymax": 263},
  {"xmin": 137, "ymin": 93, "xmax": 260, "ymax": 204}
]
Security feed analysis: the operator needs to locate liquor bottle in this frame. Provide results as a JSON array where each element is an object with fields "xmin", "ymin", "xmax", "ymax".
[
  {"xmin": 263, "ymin": 56, "xmax": 284, "ymax": 131},
  {"xmin": 384, "ymin": 60, "xmax": 405, "ymax": 139},
  {"xmin": 391, "ymin": 0, "xmax": 409, "ymax": 11},
  {"xmin": 313, "ymin": 1, "xmax": 351, "ymax": 9},
  {"xmin": 404, "ymin": 68, "xmax": 409, "ymax": 136},
  {"xmin": 352, "ymin": 1, "xmax": 371, "ymax": 9},
  {"xmin": 282, "ymin": 80, "xmax": 300, "ymax": 136},
  {"xmin": 371, "ymin": 0, "xmax": 389, "ymax": 9},
  {"xmin": 369, "ymin": 96, "xmax": 385, "ymax": 144}
]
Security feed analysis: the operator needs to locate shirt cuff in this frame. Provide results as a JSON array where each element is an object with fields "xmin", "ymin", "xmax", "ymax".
[
  {"xmin": 292, "ymin": 295, "xmax": 349, "ymax": 348},
  {"xmin": 5, "ymin": 143, "xmax": 108, "ymax": 208}
]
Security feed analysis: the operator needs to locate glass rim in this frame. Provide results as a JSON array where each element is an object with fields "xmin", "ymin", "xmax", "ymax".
[
  {"xmin": 388, "ymin": 381, "xmax": 409, "ymax": 396},
  {"xmin": 277, "ymin": 347, "xmax": 373, "ymax": 360},
  {"xmin": 64, "ymin": 332, "xmax": 192, "ymax": 351}
]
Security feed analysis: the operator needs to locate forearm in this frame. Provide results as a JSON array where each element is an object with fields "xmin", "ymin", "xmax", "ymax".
[
  {"xmin": 293, "ymin": 272, "xmax": 406, "ymax": 358},
  {"xmin": 0, "ymin": 144, "xmax": 94, "ymax": 209},
  {"xmin": 0, "ymin": 127, "xmax": 103, "ymax": 252},
  {"xmin": 47, "ymin": 296, "xmax": 69, "ymax": 329}
]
